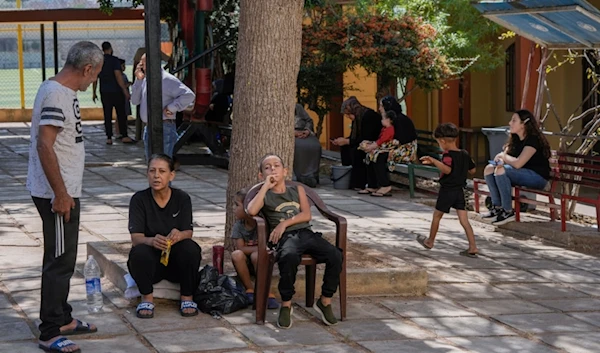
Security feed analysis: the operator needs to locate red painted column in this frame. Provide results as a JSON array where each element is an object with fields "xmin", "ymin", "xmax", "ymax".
[
  {"xmin": 515, "ymin": 36, "xmax": 541, "ymax": 112},
  {"xmin": 438, "ymin": 79, "xmax": 460, "ymax": 126}
]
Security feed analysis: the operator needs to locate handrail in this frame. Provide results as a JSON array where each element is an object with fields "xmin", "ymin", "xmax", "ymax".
[{"xmin": 170, "ymin": 37, "xmax": 235, "ymax": 74}]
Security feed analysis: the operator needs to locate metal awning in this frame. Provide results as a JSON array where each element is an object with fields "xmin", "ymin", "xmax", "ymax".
[{"xmin": 473, "ymin": 0, "xmax": 600, "ymax": 49}]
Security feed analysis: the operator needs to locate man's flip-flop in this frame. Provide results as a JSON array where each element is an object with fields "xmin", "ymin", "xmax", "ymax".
[
  {"xmin": 61, "ymin": 319, "xmax": 97, "ymax": 336},
  {"xmin": 39, "ymin": 337, "xmax": 81, "ymax": 353},
  {"xmin": 459, "ymin": 250, "xmax": 478, "ymax": 258},
  {"xmin": 416, "ymin": 235, "xmax": 432, "ymax": 250}
]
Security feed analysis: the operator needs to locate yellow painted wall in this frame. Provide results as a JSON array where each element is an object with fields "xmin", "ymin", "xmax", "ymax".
[
  {"xmin": 409, "ymin": 88, "xmax": 429, "ymax": 130},
  {"xmin": 0, "ymin": 108, "xmax": 104, "ymax": 122},
  {"xmin": 342, "ymin": 67, "xmax": 378, "ymax": 137}
]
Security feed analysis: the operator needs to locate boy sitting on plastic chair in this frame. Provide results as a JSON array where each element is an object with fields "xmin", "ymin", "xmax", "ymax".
[
  {"xmin": 247, "ymin": 154, "xmax": 343, "ymax": 329},
  {"xmin": 230, "ymin": 188, "xmax": 278, "ymax": 309}
]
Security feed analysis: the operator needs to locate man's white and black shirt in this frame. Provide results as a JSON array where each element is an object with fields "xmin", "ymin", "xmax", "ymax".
[{"xmin": 27, "ymin": 80, "xmax": 85, "ymax": 199}]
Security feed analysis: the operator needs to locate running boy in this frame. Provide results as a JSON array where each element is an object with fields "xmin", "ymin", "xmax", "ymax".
[
  {"xmin": 247, "ymin": 154, "xmax": 343, "ymax": 329},
  {"xmin": 417, "ymin": 123, "xmax": 479, "ymax": 257},
  {"xmin": 230, "ymin": 189, "xmax": 278, "ymax": 309}
]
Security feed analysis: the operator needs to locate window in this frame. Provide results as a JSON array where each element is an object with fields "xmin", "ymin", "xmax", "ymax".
[{"xmin": 506, "ymin": 43, "xmax": 516, "ymax": 112}]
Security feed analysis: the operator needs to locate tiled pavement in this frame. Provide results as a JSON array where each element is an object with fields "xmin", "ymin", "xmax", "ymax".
[{"xmin": 1, "ymin": 122, "xmax": 600, "ymax": 352}]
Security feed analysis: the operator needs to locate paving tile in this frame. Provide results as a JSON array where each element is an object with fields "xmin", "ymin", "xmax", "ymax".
[
  {"xmin": 427, "ymin": 268, "xmax": 482, "ymax": 283},
  {"xmin": 0, "ymin": 265, "xmax": 41, "ymax": 281},
  {"xmin": 123, "ymin": 303, "xmax": 223, "ymax": 332},
  {"xmin": 0, "ymin": 320, "xmax": 35, "ymax": 341},
  {"xmin": 529, "ymin": 269, "xmax": 600, "ymax": 283},
  {"xmin": 539, "ymin": 332, "xmax": 600, "ymax": 353},
  {"xmin": 463, "ymin": 269, "xmax": 549, "ymax": 283},
  {"xmin": 359, "ymin": 339, "xmax": 464, "ymax": 353},
  {"xmin": 558, "ymin": 259, "xmax": 600, "ymax": 272},
  {"xmin": 410, "ymin": 316, "xmax": 515, "ymax": 337},
  {"xmin": 457, "ymin": 299, "xmax": 554, "ymax": 316},
  {"xmin": 332, "ymin": 319, "xmax": 434, "ymax": 341},
  {"xmin": 263, "ymin": 344, "xmax": 362, "ymax": 353},
  {"xmin": 76, "ymin": 335, "xmax": 152, "ymax": 353},
  {"xmin": 0, "ymin": 308, "xmax": 25, "ymax": 322},
  {"xmin": 0, "ymin": 341, "xmax": 40, "ymax": 352},
  {"xmin": 0, "ymin": 295, "xmax": 13, "ymax": 310},
  {"xmin": 448, "ymin": 336, "xmax": 559, "ymax": 353},
  {"xmin": 381, "ymin": 298, "xmax": 476, "ymax": 317},
  {"xmin": 430, "ymin": 283, "xmax": 516, "ymax": 300},
  {"xmin": 534, "ymin": 298, "xmax": 600, "ymax": 312},
  {"xmin": 492, "ymin": 313, "xmax": 598, "ymax": 334},
  {"xmin": 306, "ymin": 300, "xmax": 397, "ymax": 320},
  {"xmin": 500, "ymin": 258, "xmax": 577, "ymax": 271},
  {"xmin": 145, "ymin": 327, "xmax": 247, "ymax": 352},
  {"xmin": 494, "ymin": 283, "xmax": 590, "ymax": 300},
  {"xmin": 235, "ymin": 321, "xmax": 337, "ymax": 346},
  {"xmin": 568, "ymin": 283, "xmax": 600, "ymax": 296},
  {"xmin": 568, "ymin": 312, "xmax": 600, "ymax": 328}
]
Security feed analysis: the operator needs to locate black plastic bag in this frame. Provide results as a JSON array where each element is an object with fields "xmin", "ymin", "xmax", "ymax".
[{"xmin": 193, "ymin": 265, "xmax": 249, "ymax": 316}]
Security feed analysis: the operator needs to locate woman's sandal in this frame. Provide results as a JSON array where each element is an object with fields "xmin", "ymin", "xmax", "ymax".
[
  {"xmin": 61, "ymin": 319, "xmax": 97, "ymax": 336},
  {"xmin": 136, "ymin": 302, "xmax": 155, "ymax": 319},
  {"xmin": 180, "ymin": 300, "xmax": 199, "ymax": 317},
  {"xmin": 106, "ymin": 138, "xmax": 113, "ymax": 145},
  {"xmin": 38, "ymin": 337, "xmax": 81, "ymax": 353},
  {"xmin": 358, "ymin": 188, "xmax": 376, "ymax": 194},
  {"xmin": 267, "ymin": 294, "xmax": 279, "ymax": 309}
]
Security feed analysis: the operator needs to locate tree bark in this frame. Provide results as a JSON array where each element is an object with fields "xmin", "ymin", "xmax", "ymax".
[{"xmin": 224, "ymin": 0, "xmax": 304, "ymax": 250}]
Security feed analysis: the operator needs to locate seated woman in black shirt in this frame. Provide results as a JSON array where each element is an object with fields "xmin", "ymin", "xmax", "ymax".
[
  {"xmin": 128, "ymin": 154, "xmax": 202, "ymax": 318},
  {"xmin": 481, "ymin": 109, "xmax": 551, "ymax": 226}
]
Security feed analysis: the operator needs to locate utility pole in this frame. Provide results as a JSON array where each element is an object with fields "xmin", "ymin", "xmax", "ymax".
[{"xmin": 144, "ymin": 0, "xmax": 164, "ymax": 155}]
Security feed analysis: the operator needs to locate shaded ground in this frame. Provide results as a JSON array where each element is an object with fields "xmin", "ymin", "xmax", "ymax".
[{"xmin": 1, "ymin": 122, "xmax": 600, "ymax": 353}]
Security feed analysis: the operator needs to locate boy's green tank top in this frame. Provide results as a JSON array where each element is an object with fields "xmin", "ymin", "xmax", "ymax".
[{"xmin": 262, "ymin": 185, "xmax": 311, "ymax": 232}]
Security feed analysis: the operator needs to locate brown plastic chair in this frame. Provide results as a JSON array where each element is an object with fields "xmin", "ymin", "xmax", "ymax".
[{"xmin": 244, "ymin": 181, "xmax": 347, "ymax": 324}]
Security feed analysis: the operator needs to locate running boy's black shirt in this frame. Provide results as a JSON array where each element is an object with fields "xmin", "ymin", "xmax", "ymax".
[
  {"xmin": 128, "ymin": 188, "xmax": 193, "ymax": 237},
  {"xmin": 508, "ymin": 134, "xmax": 551, "ymax": 180},
  {"xmin": 439, "ymin": 149, "xmax": 475, "ymax": 189}
]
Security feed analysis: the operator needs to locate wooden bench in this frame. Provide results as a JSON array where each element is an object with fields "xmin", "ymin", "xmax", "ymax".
[
  {"xmin": 244, "ymin": 181, "xmax": 347, "ymax": 324},
  {"xmin": 473, "ymin": 151, "xmax": 600, "ymax": 231}
]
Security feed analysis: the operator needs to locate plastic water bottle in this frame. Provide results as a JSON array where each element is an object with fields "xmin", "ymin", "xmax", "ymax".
[{"xmin": 84, "ymin": 255, "xmax": 103, "ymax": 313}]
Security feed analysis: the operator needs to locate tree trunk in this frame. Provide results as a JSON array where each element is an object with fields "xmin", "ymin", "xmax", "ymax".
[{"xmin": 224, "ymin": 0, "xmax": 304, "ymax": 250}]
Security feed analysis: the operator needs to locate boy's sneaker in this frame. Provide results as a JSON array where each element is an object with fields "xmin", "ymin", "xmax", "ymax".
[
  {"xmin": 481, "ymin": 207, "xmax": 501, "ymax": 219},
  {"xmin": 313, "ymin": 298, "xmax": 338, "ymax": 326},
  {"xmin": 492, "ymin": 209, "xmax": 516, "ymax": 226},
  {"xmin": 277, "ymin": 306, "xmax": 293, "ymax": 329}
]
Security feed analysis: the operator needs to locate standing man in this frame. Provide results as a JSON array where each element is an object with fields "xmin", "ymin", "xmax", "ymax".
[
  {"xmin": 27, "ymin": 41, "xmax": 103, "ymax": 353},
  {"xmin": 131, "ymin": 54, "xmax": 195, "ymax": 160},
  {"xmin": 92, "ymin": 41, "xmax": 133, "ymax": 145}
]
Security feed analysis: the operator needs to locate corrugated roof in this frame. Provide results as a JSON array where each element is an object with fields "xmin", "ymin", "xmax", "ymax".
[{"xmin": 473, "ymin": 0, "xmax": 600, "ymax": 49}]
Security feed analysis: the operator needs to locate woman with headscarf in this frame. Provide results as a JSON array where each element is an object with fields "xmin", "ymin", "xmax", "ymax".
[
  {"xmin": 332, "ymin": 96, "xmax": 382, "ymax": 192},
  {"xmin": 293, "ymin": 104, "xmax": 321, "ymax": 187}
]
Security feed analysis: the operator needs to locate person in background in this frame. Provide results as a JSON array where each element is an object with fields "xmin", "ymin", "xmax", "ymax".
[
  {"xmin": 131, "ymin": 54, "xmax": 195, "ymax": 160},
  {"xmin": 379, "ymin": 96, "xmax": 418, "ymax": 164},
  {"xmin": 480, "ymin": 109, "xmax": 551, "ymax": 226},
  {"xmin": 417, "ymin": 123, "xmax": 479, "ymax": 258},
  {"xmin": 92, "ymin": 41, "xmax": 133, "ymax": 145},
  {"xmin": 28, "ymin": 41, "xmax": 103, "ymax": 353},
  {"xmin": 359, "ymin": 110, "xmax": 396, "ymax": 196},
  {"xmin": 119, "ymin": 59, "xmax": 133, "ymax": 121},
  {"xmin": 332, "ymin": 96, "xmax": 382, "ymax": 192},
  {"xmin": 293, "ymin": 104, "xmax": 321, "ymax": 188}
]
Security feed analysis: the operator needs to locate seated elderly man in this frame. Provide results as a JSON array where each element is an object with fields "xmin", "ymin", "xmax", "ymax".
[{"xmin": 127, "ymin": 154, "xmax": 202, "ymax": 319}]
